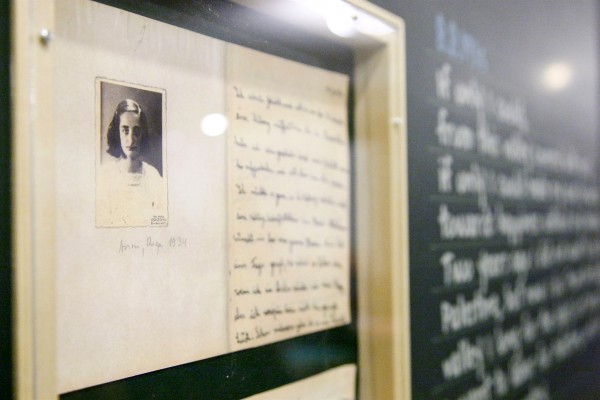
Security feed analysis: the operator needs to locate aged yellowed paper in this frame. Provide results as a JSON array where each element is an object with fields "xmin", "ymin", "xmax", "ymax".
[
  {"xmin": 227, "ymin": 45, "xmax": 351, "ymax": 350},
  {"xmin": 243, "ymin": 364, "xmax": 356, "ymax": 400},
  {"xmin": 55, "ymin": 0, "xmax": 228, "ymax": 392}
]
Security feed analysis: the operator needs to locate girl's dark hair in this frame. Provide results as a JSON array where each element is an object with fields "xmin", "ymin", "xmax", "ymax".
[{"xmin": 106, "ymin": 99, "xmax": 149, "ymax": 158}]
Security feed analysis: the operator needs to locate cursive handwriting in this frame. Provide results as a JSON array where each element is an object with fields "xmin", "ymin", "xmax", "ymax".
[
  {"xmin": 117, "ymin": 236, "xmax": 188, "ymax": 257},
  {"xmin": 228, "ymin": 51, "xmax": 350, "ymax": 351}
]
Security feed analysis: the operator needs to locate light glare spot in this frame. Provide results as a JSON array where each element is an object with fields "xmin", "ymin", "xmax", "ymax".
[
  {"xmin": 355, "ymin": 13, "xmax": 395, "ymax": 36},
  {"xmin": 293, "ymin": 0, "xmax": 395, "ymax": 38},
  {"xmin": 326, "ymin": 13, "xmax": 356, "ymax": 38},
  {"xmin": 542, "ymin": 62, "xmax": 573, "ymax": 91},
  {"xmin": 201, "ymin": 113, "xmax": 228, "ymax": 137}
]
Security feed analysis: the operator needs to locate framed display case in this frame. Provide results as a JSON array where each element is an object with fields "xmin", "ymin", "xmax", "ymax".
[{"xmin": 12, "ymin": 0, "xmax": 408, "ymax": 398}]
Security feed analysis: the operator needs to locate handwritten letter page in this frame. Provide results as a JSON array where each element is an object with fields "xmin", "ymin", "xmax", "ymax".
[{"xmin": 227, "ymin": 45, "xmax": 350, "ymax": 350}]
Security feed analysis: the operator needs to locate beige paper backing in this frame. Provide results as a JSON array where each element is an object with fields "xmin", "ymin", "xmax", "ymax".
[
  {"xmin": 243, "ymin": 364, "xmax": 356, "ymax": 400},
  {"xmin": 55, "ymin": 0, "xmax": 228, "ymax": 392}
]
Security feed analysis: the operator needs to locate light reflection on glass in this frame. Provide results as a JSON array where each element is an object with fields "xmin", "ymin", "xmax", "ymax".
[
  {"xmin": 292, "ymin": 0, "xmax": 394, "ymax": 38},
  {"xmin": 542, "ymin": 62, "xmax": 573, "ymax": 91},
  {"xmin": 201, "ymin": 113, "xmax": 228, "ymax": 137}
]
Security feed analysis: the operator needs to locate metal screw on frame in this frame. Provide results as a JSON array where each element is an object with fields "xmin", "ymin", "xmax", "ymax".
[
  {"xmin": 39, "ymin": 28, "xmax": 52, "ymax": 45},
  {"xmin": 391, "ymin": 117, "xmax": 404, "ymax": 126}
]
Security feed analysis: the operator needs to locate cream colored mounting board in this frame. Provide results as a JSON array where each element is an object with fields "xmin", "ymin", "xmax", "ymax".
[{"xmin": 12, "ymin": 0, "xmax": 408, "ymax": 398}]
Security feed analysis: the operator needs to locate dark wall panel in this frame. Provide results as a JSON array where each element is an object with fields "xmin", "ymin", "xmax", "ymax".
[{"xmin": 370, "ymin": 1, "xmax": 600, "ymax": 399}]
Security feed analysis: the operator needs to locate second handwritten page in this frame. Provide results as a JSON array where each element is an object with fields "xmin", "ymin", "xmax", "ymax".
[{"xmin": 227, "ymin": 45, "xmax": 350, "ymax": 350}]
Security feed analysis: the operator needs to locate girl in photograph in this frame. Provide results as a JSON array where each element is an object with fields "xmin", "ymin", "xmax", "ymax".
[{"xmin": 97, "ymin": 98, "xmax": 165, "ymax": 227}]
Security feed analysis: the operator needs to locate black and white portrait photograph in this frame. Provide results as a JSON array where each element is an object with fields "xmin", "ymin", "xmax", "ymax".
[{"xmin": 96, "ymin": 78, "xmax": 168, "ymax": 227}]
